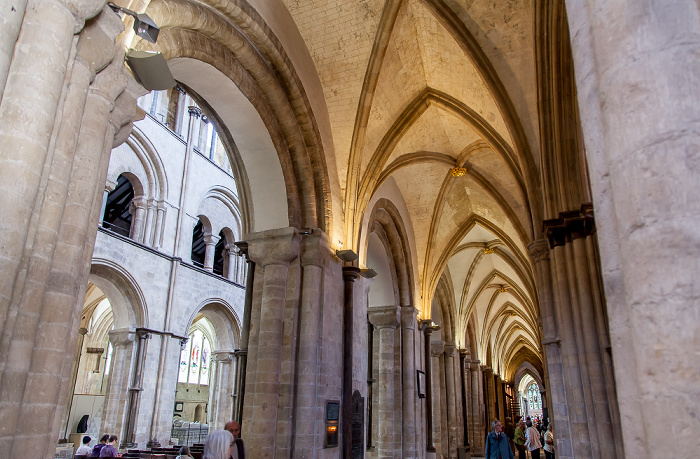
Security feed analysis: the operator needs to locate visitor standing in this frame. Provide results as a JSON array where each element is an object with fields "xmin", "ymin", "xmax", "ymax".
[
  {"xmin": 203, "ymin": 430, "xmax": 235, "ymax": 459},
  {"xmin": 514, "ymin": 419, "xmax": 527, "ymax": 459},
  {"xmin": 485, "ymin": 419, "xmax": 514, "ymax": 459},
  {"xmin": 525, "ymin": 420, "xmax": 543, "ymax": 459},
  {"xmin": 543, "ymin": 424, "xmax": 555, "ymax": 459}
]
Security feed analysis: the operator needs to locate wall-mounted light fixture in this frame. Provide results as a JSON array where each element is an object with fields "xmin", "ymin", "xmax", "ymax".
[
  {"xmin": 108, "ymin": 3, "xmax": 160, "ymax": 43},
  {"xmin": 336, "ymin": 249, "xmax": 358, "ymax": 263},
  {"xmin": 359, "ymin": 268, "xmax": 377, "ymax": 279}
]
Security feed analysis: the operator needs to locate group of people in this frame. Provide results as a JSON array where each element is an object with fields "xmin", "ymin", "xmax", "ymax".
[
  {"xmin": 486, "ymin": 416, "xmax": 555, "ymax": 459},
  {"xmin": 74, "ymin": 419, "xmax": 245, "ymax": 459},
  {"xmin": 75, "ymin": 434, "xmax": 119, "ymax": 457}
]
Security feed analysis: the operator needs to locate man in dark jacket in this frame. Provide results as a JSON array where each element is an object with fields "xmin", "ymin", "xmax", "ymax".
[
  {"xmin": 485, "ymin": 419, "xmax": 514, "ymax": 459},
  {"xmin": 224, "ymin": 420, "xmax": 245, "ymax": 459}
]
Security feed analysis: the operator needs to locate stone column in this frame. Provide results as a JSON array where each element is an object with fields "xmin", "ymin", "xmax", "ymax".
[
  {"xmin": 198, "ymin": 115, "xmax": 209, "ymax": 151},
  {"xmin": 244, "ymin": 227, "xmax": 300, "ymax": 458},
  {"xmin": 293, "ymin": 230, "xmax": 329, "ymax": 457},
  {"xmin": 143, "ymin": 199, "xmax": 156, "ymax": 246},
  {"xmin": 496, "ymin": 376, "xmax": 505, "ymax": 422},
  {"xmin": 459, "ymin": 350, "xmax": 471, "ymax": 453},
  {"xmin": 153, "ymin": 202, "xmax": 166, "ymax": 249},
  {"xmin": 129, "ymin": 197, "xmax": 148, "ymax": 243},
  {"xmin": 565, "ymin": 2, "xmax": 700, "ymax": 457},
  {"xmin": 368, "ymin": 305, "xmax": 400, "ymax": 459},
  {"xmin": 430, "ymin": 340, "xmax": 445, "ymax": 458},
  {"xmin": 225, "ymin": 244, "xmax": 238, "ymax": 281},
  {"xmin": 173, "ymin": 106, "xmax": 201, "ymax": 258},
  {"xmin": 232, "ymin": 241, "xmax": 254, "ymax": 423},
  {"xmin": 400, "ymin": 306, "xmax": 418, "ymax": 458},
  {"xmin": 444, "ymin": 343, "xmax": 458, "ymax": 459},
  {"xmin": 209, "ymin": 351, "xmax": 235, "ymax": 428},
  {"xmin": 0, "ymin": 10, "xmax": 134, "ymax": 455},
  {"xmin": 101, "ymin": 329, "xmax": 136, "ymax": 441},
  {"xmin": 421, "ymin": 321, "xmax": 438, "ymax": 454},
  {"xmin": 470, "ymin": 360, "xmax": 484, "ymax": 455},
  {"xmin": 173, "ymin": 87, "xmax": 187, "ymax": 136},
  {"xmin": 483, "ymin": 367, "xmax": 496, "ymax": 426},
  {"xmin": 203, "ymin": 234, "xmax": 220, "ymax": 271}
]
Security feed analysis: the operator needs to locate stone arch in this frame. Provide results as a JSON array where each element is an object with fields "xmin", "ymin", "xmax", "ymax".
[
  {"xmin": 135, "ymin": 0, "xmax": 334, "ymax": 234},
  {"xmin": 183, "ymin": 298, "xmax": 241, "ymax": 352},
  {"xmin": 362, "ymin": 198, "xmax": 415, "ymax": 308},
  {"xmin": 513, "ymin": 362, "xmax": 544, "ymax": 395},
  {"xmin": 433, "ymin": 272, "xmax": 457, "ymax": 344},
  {"xmin": 197, "ymin": 187, "xmax": 242, "ymax": 240},
  {"xmin": 89, "ymin": 258, "xmax": 148, "ymax": 330}
]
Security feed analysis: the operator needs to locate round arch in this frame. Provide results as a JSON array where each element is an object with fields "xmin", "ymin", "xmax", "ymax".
[{"xmin": 89, "ymin": 258, "xmax": 148, "ymax": 329}]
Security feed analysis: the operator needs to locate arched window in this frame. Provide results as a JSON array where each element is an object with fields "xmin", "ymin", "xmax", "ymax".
[
  {"xmin": 527, "ymin": 382, "xmax": 541, "ymax": 410},
  {"xmin": 103, "ymin": 175, "xmax": 134, "ymax": 237},
  {"xmin": 178, "ymin": 329, "xmax": 211, "ymax": 386},
  {"xmin": 191, "ymin": 220, "xmax": 205, "ymax": 267},
  {"xmin": 213, "ymin": 230, "xmax": 225, "ymax": 276}
]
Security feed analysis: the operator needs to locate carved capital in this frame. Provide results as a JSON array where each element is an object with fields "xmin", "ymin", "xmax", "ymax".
[
  {"xmin": 245, "ymin": 227, "xmax": 300, "ymax": 267},
  {"xmin": 431, "ymin": 340, "xmax": 445, "ymax": 357},
  {"xmin": 367, "ymin": 305, "xmax": 400, "ymax": 329},
  {"xmin": 528, "ymin": 239, "xmax": 550, "ymax": 263},
  {"xmin": 109, "ymin": 328, "xmax": 135, "ymax": 346},
  {"xmin": 400, "ymin": 306, "xmax": 419, "ymax": 330},
  {"xmin": 188, "ymin": 106, "xmax": 202, "ymax": 118},
  {"xmin": 543, "ymin": 203, "xmax": 595, "ymax": 247},
  {"xmin": 444, "ymin": 343, "xmax": 456, "ymax": 357},
  {"xmin": 300, "ymin": 229, "xmax": 332, "ymax": 268}
]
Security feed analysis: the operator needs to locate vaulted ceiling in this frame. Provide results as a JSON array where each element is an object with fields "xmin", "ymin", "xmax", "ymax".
[
  {"xmin": 128, "ymin": 0, "xmax": 546, "ymax": 380},
  {"xmin": 281, "ymin": 0, "xmax": 543, "ymax": 378}
]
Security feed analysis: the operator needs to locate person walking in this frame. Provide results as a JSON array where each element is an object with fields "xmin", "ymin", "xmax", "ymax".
[
  {"xmin": 543, "ymin": 424, "xmax": 555, "ymax": 459},
  {"xmin": 485, "ymin": 419, "xmax": 514, "ymax": 459},
  {"xmin": 514, "ymin": 419, "xmax": 527, "ymax": 459},
  {"xmin": 525, "ymin": 420, "xmax": 543, "ymax": 459},
  {"xmin": 203, "ymin": 430, "xmax": 235, "ymax": 459}
]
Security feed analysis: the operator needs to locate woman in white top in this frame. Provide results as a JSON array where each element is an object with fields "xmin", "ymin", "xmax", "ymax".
[
  {"xmin": 75, "ymin": 436, "xmax": 92, "ymax": 457},
  {"xmin": 525, "ymin": 420, "xmax": 543, "ymax": 459},
  {"xmin": 543, "ymin": 424, "xmax": 555, "ymax": 459}
]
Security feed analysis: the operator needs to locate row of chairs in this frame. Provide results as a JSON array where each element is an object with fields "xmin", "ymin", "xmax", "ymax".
[{"xmin": 120, "ymin": 443, "xmax": 205, "ymax": 459}]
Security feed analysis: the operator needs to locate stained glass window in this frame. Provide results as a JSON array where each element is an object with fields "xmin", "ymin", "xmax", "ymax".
[
  {"xmin": 527, "ymin": 382, "xmax": 541, "ymax": 410},
  {"xmin": 178, "ymin": 337, "xmax": 191, "ymax": 383},
  {"xmin": 179, "ymin": 329, "xmax": 211, "ymax": 386}
]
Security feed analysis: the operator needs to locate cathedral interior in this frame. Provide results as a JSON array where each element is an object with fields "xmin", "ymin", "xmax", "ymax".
[{"xmin": 0, "ymin": 0, "xmax": 698, "ymax": 458}]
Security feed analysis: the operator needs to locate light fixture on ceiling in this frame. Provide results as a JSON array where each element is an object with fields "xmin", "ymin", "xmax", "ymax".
[
  {"xmin": 450, "ymin": 166, "xmax": 467, "ymax": 177},
  {"xmin": 336, "ymin": 249, "xmax": 358, "ymax": 263},
  {"xmin": 483, "ymin": 247, "xmax": 495, "ymax": 254},
  {"xmin": 108, "ymin": 3, "xmax": 160, "ymax": 43}
]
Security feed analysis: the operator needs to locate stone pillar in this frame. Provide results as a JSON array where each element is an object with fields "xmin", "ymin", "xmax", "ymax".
[
  {"xmin": 444, "ymin": 343, "xmax": 458, "ymax": 459},
  {"xmin": 496, "ymin": 376, "xmax": 505, "ymax": 423},
  {"xmin": 232, "ymin": 241, "xmax": 254, "ymax": 423},
  {"xmin": 430, "ymin": 340, "xmax": 445, "ymax": 458},
  {"xmin": 99, "ymin": 180, "xmax": 116, "ymax": 226},
  {"xmin": 209, "ymin": 351, "xmax": 235, "ymax": 428},
  {"xmin": 470, "ymin": 360, "xmax": 484, "ymax": 455},
  {"xmin": 483, "ymin": 367, "xmax": 496, "ymax": 426},
  {"xmin": 368, "ymin": 305, "xmax": 400, "ymax": 459},
  {"xmin": 101, "ymin": 329, "xmax": 136, "ymax": 441},
  {"xmin": 225, "ymin": 244, "xmax": 238, "ymax": 281},
  {"xmin": 153, "ymin": 202, "xmax": 166, "ymax": 249},
  {"xmin": 244, "ymin": 227, "xmax": 300, "ymax": 458},
  {"xmin": 173, "ymin": 87, "xmax": 187, "ymax": 136},
  {"xmin": 173, "ymin": 106, "xmax": 201, "ymax": 258},
  {"xmin": 129, "ymin": 197, "xmax": 147, "ymax": 243},
  {"xmin": 0, "ymin": 8, "xmax": 135, "ymax": 455},
  {"xmin": 143, "ymin": 199, "xmax": 156, "ymax": 247},
  {"xmin": 459, "ymin": 350, "xmax": 471, "ymax": 453},
  {"xmin": 565, "ymin": 2, "xmax": 700, "ymax": 457},
  {"xmin": 400, "ymin": 306, "xmax": 418, "ymax": 458},
  {"xmin": 203, "ymin": 234, "xmax": 220, "ymax": 271},
  {"xmin": 421, "ymin": 321, "xmax": 438, "ymax": 454},
  {"xmin": 198, "ymin": 115, "xmax": 209, "ymax": 151},
  {"xmin": 294, "ymin": 230, "xmax": 329, "ymax": 457}
]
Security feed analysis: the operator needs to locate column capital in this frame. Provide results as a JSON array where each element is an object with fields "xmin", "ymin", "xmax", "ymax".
[
  {"xmin": 400, "ymin": 306, "xmax": 419, "ymax": 329},
  {"xmin": 188, "ymin": 106, "xmax": 202, "ymax": 118},
  {"xmin": 482, "ymin": 366, "xmax": 494, "ymax": 375},
  {"xmin": 203, "ymin": 234, "xmax": 220, "ymax": 245},
  {"xmin": 109, "ymin": 328, "xmax": 135, "ymax": 346},
  {"xmin": 367, "ymin": 305, "xmax": 400, "ymax": 329},
  {"xmin": 211, "ymin": 351, "xmax": 235, "ymax": 362},
  {"xmin": 444, "ymin": 342, "xmax": 456, "ymax": 357},
  {"xmin": 245, "ymin": 227, "xmax": 300, "ymax": 267},
  {"xmin": 528, "ymin": 239, "xmax": 550, "ymax": 262},
  {"xmin": 542, "ymin": 202, "xmax": 595, "ymax": 247},
  {"xmin": 431, "ymin": 340, "xmax": 445, "ymax": 357},
  {"xmin": 78, "ymin": 327, "xmax": 88, "ymax": 335},
  {"xmin": 470, "ymin": 360, "xmax": 481, "ymax": 371},
  {"xmin": 300, "ymin": 228, "xmax": 332, "ymax": 268}
]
